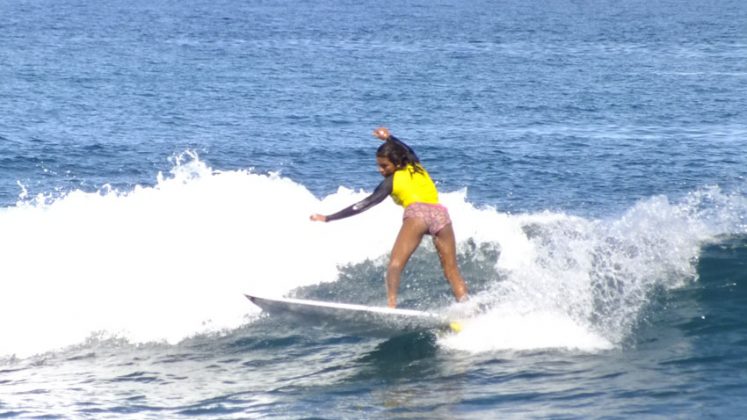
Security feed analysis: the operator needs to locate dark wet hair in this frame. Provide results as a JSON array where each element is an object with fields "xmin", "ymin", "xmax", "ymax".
[{"xmin": 376, "ymin": 138, "xmax": 423, "ymax": 173}]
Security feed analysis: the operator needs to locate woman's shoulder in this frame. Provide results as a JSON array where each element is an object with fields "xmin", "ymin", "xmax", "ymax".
[{"xmin": 395, "ymin": 163, "xmax": 428, "ymax": 176}]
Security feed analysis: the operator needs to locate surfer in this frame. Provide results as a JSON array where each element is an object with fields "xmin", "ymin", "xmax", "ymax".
[{"xmin": 310, "ymin": 127, "xmax": 468, "ymax": 308}]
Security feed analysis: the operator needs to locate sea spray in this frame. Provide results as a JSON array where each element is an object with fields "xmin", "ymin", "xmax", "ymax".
[{"xmin": 441, "ymin": 187, "xmax": 747, "ymax": 353}]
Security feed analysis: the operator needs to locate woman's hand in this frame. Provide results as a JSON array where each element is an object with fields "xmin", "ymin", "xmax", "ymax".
[
  {"xmin": 309, "ymin": 214, "xmax": 327, "ymax": 222},
  {"xmin": 373, "ymin": 127, "xmax": 391, "ymax": 141}
]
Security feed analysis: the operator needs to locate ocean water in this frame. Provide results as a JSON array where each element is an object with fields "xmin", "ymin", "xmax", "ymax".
[{"xmin": 1, "ymin": 0, "xmax": 747, "ymax": 417}]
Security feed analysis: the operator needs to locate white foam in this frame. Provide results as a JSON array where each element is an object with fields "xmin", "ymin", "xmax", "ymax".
[
  {"xmin": 0, "ymin": 154, "xmax": 399, "ymax": 357},
  {"xmin": 441, "ymin": 308, "xmax": 613, "ymax": 352},
  {"xmin": 0, "ymin": 153, "xmax": 744, "ymax": 357},
  {"xmin": 437, "ymin": 187, "xmax": 746, "ymax": 353}
]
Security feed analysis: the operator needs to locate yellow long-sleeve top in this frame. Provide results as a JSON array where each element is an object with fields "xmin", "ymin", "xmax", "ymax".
[{"xmin": 324, "ymin": 138, "xmax": 441, "ymax": 222}]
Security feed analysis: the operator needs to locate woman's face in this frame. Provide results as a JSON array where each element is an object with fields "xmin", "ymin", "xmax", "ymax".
[{"xmin": 376, "ymin": 156, "xmax": 397, "ymax": 177}]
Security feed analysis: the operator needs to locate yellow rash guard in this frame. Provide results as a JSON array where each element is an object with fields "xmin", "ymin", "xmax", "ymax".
[{"xmin": 390, "ymin": 164, "xmax": 439, "ymax": 208}]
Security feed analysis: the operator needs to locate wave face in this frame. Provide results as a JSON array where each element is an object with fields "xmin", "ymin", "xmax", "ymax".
[{"xmin": 2, "ymin": 154, "xmax": 744, "ymax": 358}]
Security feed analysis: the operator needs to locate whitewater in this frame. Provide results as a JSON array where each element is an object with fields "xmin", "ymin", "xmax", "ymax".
[{"xmin": 2, "ymin": 153, "xmax": 743, "ymax": 359}]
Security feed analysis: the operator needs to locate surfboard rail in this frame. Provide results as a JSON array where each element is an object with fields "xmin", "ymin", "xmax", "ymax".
[{"xmin": 245, "ymin": 294, "xmax": 459, "ymax": 337}]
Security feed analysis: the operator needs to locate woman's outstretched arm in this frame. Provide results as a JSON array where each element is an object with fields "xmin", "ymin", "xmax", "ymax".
[{"xmin": 310, "ymin": 176, "xmax": 393, "ymax": 222}]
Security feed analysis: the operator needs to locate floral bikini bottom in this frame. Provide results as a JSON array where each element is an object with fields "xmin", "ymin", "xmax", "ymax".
[{"xmin": 403, "ymin": 202, "xmax": 452, "ymax": 236}]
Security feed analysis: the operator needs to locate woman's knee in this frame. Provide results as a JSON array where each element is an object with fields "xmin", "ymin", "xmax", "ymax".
[{"xmin": 388, "ymin": 258, "xmax": 406, "ymax": 273}]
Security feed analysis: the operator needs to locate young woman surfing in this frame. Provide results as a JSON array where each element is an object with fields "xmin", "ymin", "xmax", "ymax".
[{"xmin": 310, "ymin": 127, "xmax": 468, "ymax": 308}]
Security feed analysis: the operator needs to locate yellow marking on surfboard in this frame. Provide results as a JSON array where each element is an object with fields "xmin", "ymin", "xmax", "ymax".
[{"xmin": 449, "ymin": 321, "xmax": 462, "ymax": 333}]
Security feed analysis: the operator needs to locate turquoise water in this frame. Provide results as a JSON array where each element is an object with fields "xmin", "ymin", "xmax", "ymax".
[{"xmin": 1, "ymin": 0, "xmax": 746, "ymax": 417}]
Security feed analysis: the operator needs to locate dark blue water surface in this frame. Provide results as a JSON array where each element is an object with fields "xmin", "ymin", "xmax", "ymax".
[
  {"xmin": 2, "ymin": 0, "xmax": 745, "ymax": 213},
  {"xmin": 2, "ymin": 0, "xmax": 747, "ymax": 417}
]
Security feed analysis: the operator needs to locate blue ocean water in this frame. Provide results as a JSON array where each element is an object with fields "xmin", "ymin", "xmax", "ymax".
[{"xmin": 1, "ymin": 0, "xmax": 746, "ymax": 417}]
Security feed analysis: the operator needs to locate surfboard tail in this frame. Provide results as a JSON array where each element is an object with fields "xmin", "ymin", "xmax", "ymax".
[{"xmin": 449, "ymin": 321, "xmax": 462, "ymax": 333}]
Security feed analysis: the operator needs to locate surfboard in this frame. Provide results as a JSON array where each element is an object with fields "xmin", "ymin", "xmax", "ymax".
[{"xmin": 245, "ymin": 294, "xmax": 461, "ymax": 338}]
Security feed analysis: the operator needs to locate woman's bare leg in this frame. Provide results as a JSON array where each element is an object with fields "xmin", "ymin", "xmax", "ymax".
[
  {"xmin": 433, "ymin": 224, "xmax": 468, "ymax": 302},
  {"xmin": 386, "ymin": 217, "xmax": 428, "ymax": 307}
]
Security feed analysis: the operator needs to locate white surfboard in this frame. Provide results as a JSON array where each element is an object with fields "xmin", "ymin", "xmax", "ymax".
[{"xmin": 245, "ymin": 294, "xmax": 460, "ymax": 338}]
